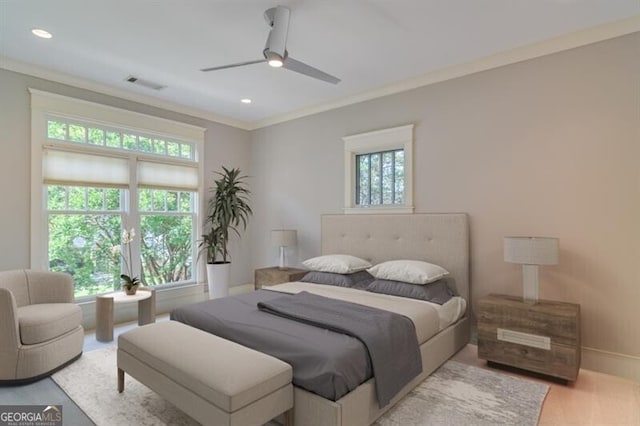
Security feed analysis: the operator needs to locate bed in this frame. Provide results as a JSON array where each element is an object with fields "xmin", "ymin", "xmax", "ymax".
[{"xmin": 174, "ymin": 213, "xmax": 470, "ymax": 426}]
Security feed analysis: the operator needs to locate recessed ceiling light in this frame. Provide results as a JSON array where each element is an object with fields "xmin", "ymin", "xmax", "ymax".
[
  {"xmin": 31, "ymin": 28, "xmax": 52, "ymax": 39},
  {"xmin": 241, "ymin": 98, "xmax": 252, "ymax": 104}
]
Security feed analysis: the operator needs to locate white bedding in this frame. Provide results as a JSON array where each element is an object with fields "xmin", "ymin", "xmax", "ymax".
[{"xmin": 266, "ymin": 281, "xmax": 467, "ymax": 344}]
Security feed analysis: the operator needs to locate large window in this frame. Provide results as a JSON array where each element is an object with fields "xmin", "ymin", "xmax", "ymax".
[
  {"xmin": 31, "ymin": 90, "xmax": 205, "ymax": 299},
  {"xmin": 47, "ymin": 185, "xmax": 124, "ymax": 296},
  {"xmin": 343, "ymin": 124, "xmax": 414, "ymax": 213},
  {"xmin": 139, "ymin": 189, "xmax": 195, "ymax": 285}
]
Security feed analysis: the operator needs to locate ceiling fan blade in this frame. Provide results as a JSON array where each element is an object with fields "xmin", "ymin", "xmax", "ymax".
[
  {"xmin": 200, "ymin": 59, "xmax": 266, "ymax": 72},
  {"xmin": 283, "ymin": 57, "xmax": 341, "ymax": 84}
]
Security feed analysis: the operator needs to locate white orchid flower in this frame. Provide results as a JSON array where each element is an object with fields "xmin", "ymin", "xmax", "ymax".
[{"xmin": 121, "ymin": 227, "xmax": 136, "ymax": 244}]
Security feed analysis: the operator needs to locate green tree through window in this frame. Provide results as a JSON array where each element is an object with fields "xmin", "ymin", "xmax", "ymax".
[
  {"xmin": 47, "ymin": 185, "xmax": 195, "ymax": 298},
  {"xmin": 47, "ymin": 186, "xmax": 123, "ymax": 297},
  {"xmin": 356, "ymin": 149, "xmax": 404, "ymax": 206},
  {"xmin": 139, "ymin": 189, "xmax": 194, "ymax": 285}
]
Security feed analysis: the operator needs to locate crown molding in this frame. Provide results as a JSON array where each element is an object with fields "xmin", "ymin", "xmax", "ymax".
[
  {"xmin": 29, "ymin": 88, "xmax": 207, "ymax": 137},
  {"xmin": 0, "ymin": 56, "xmax": 252, "ymax": 131},
  {"xmin": 248, "ymin": 14, "xmax": 640, "ymax": 130},
  {"xmin": 2, "ymin": 14, "xmax": 638, "ymax": 132}
]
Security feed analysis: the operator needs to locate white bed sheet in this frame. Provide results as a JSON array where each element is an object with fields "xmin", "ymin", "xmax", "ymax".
[{"xmin": 266, "ymin": 281, "xmax": 467, "ymax": 344}]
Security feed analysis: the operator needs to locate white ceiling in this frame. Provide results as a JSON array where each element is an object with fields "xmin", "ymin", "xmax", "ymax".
[{"xmin": 1, "ymin": 1, "xmax": 639, "ymax": 128}]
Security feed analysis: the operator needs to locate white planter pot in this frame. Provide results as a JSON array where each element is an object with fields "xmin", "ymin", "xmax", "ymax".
[{"xmin": 206, "ymin": 262, "xmax": 230, "ymax": 299}]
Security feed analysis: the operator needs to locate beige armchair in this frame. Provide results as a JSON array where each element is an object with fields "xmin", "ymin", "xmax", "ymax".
[{"xmin": 0, "ymin": 270, "xmax": 84, "ymax": 384}]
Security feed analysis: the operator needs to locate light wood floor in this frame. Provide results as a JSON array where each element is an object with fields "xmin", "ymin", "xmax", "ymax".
[{"xmin": 452, "ymin": 344, "xmax": 640, "ymax": 425}]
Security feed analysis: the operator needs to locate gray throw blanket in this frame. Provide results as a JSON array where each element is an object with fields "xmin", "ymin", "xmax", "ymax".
[{"xmin": 257, "ymin": 291, "xmax": 422, "ymax": 407}]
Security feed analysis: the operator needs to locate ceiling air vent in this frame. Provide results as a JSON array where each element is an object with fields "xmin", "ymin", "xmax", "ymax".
[{"xmin": 125, "ymin": 76, "xmax": 166, "ymax": 91}]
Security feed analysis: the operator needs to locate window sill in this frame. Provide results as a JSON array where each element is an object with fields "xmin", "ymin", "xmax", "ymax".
[{"xmin": 343, "ymin": 205, "xmax": 415, "ymax": 215}]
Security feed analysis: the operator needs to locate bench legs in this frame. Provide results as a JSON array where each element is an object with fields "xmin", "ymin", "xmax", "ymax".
[
  {"xmin": 118, "ymin": 368, "xmax": 124, "ymax": 393},
  {"xmin": 283, "ymin": 409, "xmax": 294, "ymax": 426}
]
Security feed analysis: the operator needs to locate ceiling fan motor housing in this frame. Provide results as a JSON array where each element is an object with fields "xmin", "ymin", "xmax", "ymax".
[{"xmin": 263, "ymin": 6, "xmax": 289, "ymax": 59}]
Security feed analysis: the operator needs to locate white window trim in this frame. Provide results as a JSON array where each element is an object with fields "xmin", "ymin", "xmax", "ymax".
[
  {"xmin": 343, "ymin": 124, "xmax": 414, "ymax": 214},
  {"xmin": 29, "ymin": 89, "xmax": 206, "ymax": 282}
]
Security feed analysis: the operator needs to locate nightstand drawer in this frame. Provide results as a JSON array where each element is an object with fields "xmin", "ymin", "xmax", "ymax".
[
  {"xmin": 478, "ymin": 296, "xmax": 580, "ymax": 346},
  {"xmin": 478, "ymin": 329, "xmax": 580, "ymax": 380},
  {"xmin": 477, "ymin": 294, "xmax": 581, "ymax": 381}
]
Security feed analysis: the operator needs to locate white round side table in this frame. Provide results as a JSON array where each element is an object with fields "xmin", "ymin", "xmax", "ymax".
[{"xmin": 95, "ymin": 288, "xmax": 156, "ymax": 342}]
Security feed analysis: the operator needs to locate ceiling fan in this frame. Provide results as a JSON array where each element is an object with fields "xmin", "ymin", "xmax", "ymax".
[{"xmin": 200, "ymin": 6, "xmax": 340, "ymax": 85}]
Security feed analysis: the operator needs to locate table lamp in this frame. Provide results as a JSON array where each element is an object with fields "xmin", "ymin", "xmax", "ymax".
[
  {"xmin": 504, "ymin": 236, "xmax": 559, "ymax": 304},
  {"xmin": 272, "ymin": 229, "xmax": 297, "ymax": 270}
]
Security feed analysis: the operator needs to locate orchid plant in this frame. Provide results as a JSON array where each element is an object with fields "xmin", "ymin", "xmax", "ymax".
[{"xmin": 115, "ymin": 228, "xmax": 140, "ymax": 290}]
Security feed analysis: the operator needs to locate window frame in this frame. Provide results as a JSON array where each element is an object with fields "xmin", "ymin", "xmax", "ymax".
[
  {"xmin": 343, "ymin": 124, "xmax": 414, "ymax": 214},
  {"xmin": 30, "ymin": 89, "xmax": 206, "ymax": 300}
]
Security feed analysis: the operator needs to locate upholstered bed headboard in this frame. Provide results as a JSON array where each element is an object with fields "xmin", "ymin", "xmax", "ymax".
[{"xmin": 321, "ymin": 213, "xmax": 470, "ymax": 303}]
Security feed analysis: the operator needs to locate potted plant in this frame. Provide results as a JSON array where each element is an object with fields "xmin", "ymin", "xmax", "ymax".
[{"xmin": 200, "ymin": 167, "xmax": 252, "ymax": 298}]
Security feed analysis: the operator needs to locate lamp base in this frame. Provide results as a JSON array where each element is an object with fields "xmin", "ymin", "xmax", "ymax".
[
  {"xmin": 522, "ymin": 264, "xmax": 539, "ymax": 304},
  {"xmin": 278, "ymin": 246, "xmax": 288, "ymax": 270}
]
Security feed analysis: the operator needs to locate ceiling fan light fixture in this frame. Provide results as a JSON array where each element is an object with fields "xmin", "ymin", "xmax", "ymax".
[{"xmin": 265, "ymin": 51, "xmax": 284, "ymax": 67}]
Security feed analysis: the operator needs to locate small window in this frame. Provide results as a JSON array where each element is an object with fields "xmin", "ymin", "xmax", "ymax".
[
  {"xmin": 356, "ymin": 149, "xmax": 405, "ymax": 206},
  {"xmin": 343, "ymin": 124, "xmax": 414, "ymax": 213}
]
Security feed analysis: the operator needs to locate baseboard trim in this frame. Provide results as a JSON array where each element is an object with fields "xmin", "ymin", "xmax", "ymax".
[{"xmin": 581, "ymin": 346, "xmax": 640, "ymax": 383}]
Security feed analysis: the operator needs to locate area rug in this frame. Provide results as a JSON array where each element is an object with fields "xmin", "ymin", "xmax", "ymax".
[
  {"xmin": 374, "ymin": 360, "xmax": 549, "ymax": 426},
  {"xmin": 53, "ymin": 347, "xmax": 548, "ymax": 426}
]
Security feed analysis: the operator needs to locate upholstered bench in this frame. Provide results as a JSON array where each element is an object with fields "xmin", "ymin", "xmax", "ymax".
[{"xmin": 117, "ymin": 321, "xmax": 294, "ymax": 426}]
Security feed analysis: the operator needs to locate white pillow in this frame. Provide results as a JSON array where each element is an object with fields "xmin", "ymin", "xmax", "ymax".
[
  {"xmin": 302, "ymin": 254, "xmax": 372, "ymax": 274},
  {"xmin": 367, "ymin": 260, "xmax": 449, "ymax": 285}
]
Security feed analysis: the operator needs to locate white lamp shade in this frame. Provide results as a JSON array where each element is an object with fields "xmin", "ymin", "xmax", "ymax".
[
  {"xmin": 504, "ymin": 236, "xmax": 559, "ymax": 265},
  {"xmin": 271, "ymin": 229, "xmax": 297, "ymax": 247}
]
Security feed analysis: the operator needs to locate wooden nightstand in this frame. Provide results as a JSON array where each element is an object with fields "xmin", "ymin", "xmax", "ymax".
[
  {"xmin": 254, "ymin": 267, "xmax": 307, "ymax": 290},
  {"xmin": 477, "ymin": 294, "xmax": 581, "ymax": 382}
]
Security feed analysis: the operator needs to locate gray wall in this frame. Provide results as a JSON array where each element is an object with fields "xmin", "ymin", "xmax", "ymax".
[
  {"xmin": 249, "ymin": 33, "xmax": 640, "ymax": 365},
  {"xmin": 0, "ymin": 68, "xmax": 253, "ymax": 286}
]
